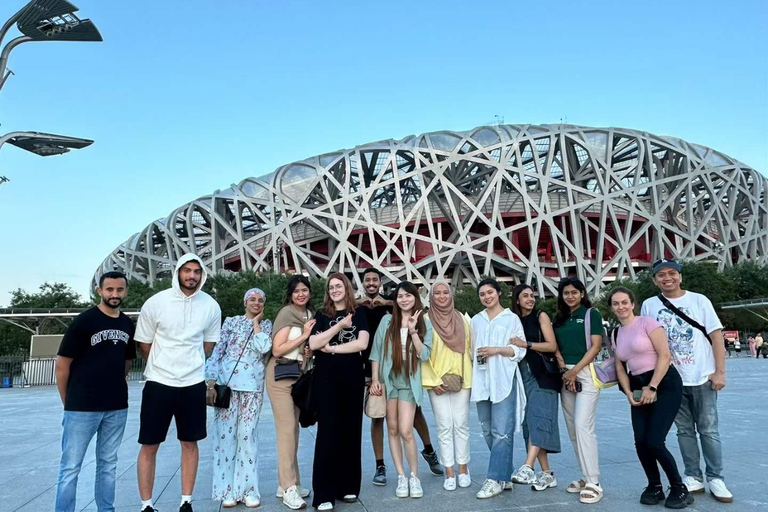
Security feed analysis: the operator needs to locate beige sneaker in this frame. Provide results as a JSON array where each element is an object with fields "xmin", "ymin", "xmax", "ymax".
[
  {"xmin": 276, "ymin": 486, "xmax": 310, "ymax": 498},
  {"xmin": 282, "ymin": 485, "xmax": 307, "ymax": 510},
  {"xmin": 476, "ymin": 479, "xmax": 503, "ymax": 499}
]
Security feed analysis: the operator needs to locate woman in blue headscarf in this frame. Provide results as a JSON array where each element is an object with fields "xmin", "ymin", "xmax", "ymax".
[{"xmin": 205, "ymin": 288, "xmax": 273, "ymax": 508}]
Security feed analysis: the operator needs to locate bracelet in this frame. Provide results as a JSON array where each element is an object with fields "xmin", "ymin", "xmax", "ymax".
[{"xmin": 332, "ymin": 345, "xmax": 337, "ymax": 355}]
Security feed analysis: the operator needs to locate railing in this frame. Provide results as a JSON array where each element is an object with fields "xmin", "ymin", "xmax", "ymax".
[{"xmin": 0, "ymin": 356, "xmax": 146, "ymax": 388}]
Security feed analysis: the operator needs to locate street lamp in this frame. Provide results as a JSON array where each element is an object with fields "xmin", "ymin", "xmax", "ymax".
[
  {"xmin": 0, "ymin": 0, "xmax": 102, "ymax": 91},
  {"xmin": 0, "ymin": 131, "xmax": 93, "ymax": 156}
]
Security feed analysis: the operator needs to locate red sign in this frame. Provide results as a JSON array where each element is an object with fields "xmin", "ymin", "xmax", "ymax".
[{"xmin": 723, "ymin": 330, "xmax": 738, "ymax": 341}]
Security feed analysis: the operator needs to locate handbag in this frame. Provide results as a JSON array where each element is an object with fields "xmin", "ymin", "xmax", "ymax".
[
  {"xmin": 364, "ymin": 382, "xmax": 387, "ymax": 418},
  {"xmin": 274, "ymin": 357, "xmax": 302, "ymax": 381},
  {"xmin": 291, "ymin": 359, "xmax": 317, "ymax": 427},
  {"xmin": 209, "ymin": 331, "xmax": 251, "ymax": 409},
  {"xmin": 441, "ymin": 373, "xmax": 462, "ymax": 393},
  {"xmin": 535, "ymin": 318, "xmax": 561, "ymax": 374},
  {"xmin": 584, "ymin": 307, "xmax": 618, "ymax": 389}
]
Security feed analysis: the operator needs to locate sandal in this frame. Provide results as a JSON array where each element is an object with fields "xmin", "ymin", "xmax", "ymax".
[
  {"xmin": 567, "ymin": 480, "xmax": 586, "ymax": 494},
  {"xmin": 579, "ymin": 483, "xmax": 603, "ymax": 504}
]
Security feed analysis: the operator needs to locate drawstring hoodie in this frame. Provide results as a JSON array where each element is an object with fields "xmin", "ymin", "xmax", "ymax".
[{"xmin": 171, "ymin": 253, "xmax": 208, "ymax": 325}]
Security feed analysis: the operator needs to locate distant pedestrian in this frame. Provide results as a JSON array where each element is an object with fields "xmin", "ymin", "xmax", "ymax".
[
  {"xmin": 748, "ymin": 336, "xmax": 756, "ymax": 358},
  {"xmin": 54, "ymin": 271, "xmax": 136, "ymax": 512},
  {"xmin": 733, "ymin": 339, "xmax": 741, "ymax": 357},
  {"xmin": 641, "ymin": 259, "xmax": 733, "ymax": 503},
  {"xmin": 756, "ymin": 333, "xmax": 765, "ymax": 358}
]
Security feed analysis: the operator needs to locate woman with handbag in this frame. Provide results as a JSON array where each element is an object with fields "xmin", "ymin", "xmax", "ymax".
[
  {"xmin": 266, "ymin": 275, "xmax": 316, "ymax": 510},
  {"xmin": 307, "ymin": 273, "xmax": 370, "ymax": 511},
  {"xmin": 470, "ymin": 278, "xmax": 527, "ymax": 500},
  {"xmin": 610, "ymin": 287, "xmax": 690, "ymax": 509},
  {"xmin": 552, "ymin": 277, "xmax": 604, "ymax": 504},
  {"xmin": 204, "ymin": 288, "xmax": 273, "ymax": 508},
  {"xmin": 421, "ymin": 281, "xmax": 473, "ymax": 491},
  {"xmin": 369, "ymin": 281, "xmax": 433, "ymax": 500},
  {"xmin": 508, "ymin": 284, "xmax": 563, "ymax": 492}
]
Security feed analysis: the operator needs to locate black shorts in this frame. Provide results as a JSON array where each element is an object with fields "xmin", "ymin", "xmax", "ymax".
[{"xmin": 138, "ymin": 380, "xmax": 207, "ymax": 445}]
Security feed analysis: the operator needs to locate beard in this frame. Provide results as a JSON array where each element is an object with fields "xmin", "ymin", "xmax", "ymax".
[
  {"xmin": 103, "ymin": 297, "xmax": 123, "ymax": 309},
  {"xmin": 180, "ymin": 277, "xmax": 199, "ymax": 291}
]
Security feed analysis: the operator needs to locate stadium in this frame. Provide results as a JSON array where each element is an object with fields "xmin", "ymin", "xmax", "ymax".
[{"xmin": 94, "ymin": 124, "xmax": 768, "ymax": 297}]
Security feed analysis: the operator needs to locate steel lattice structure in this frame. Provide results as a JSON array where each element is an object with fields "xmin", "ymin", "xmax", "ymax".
[{"xmin": 94, "ymin": 124, "xmax": 768, "ymax": 297}]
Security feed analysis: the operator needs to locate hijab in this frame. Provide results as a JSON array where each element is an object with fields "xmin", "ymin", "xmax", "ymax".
[{"xmin": 428, "ymin": 281, "xmax": 465, "ymax": 354}]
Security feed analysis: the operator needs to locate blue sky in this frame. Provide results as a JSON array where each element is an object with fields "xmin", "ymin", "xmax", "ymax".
[{"xmin": 0, "ymin": 0, "xmax": 766, "ymax": 305}]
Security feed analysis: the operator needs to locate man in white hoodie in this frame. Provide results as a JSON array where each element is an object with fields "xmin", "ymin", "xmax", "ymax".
[{"xmin": 134, "ymin": 254, "xmax": 222, "ymax": 512}]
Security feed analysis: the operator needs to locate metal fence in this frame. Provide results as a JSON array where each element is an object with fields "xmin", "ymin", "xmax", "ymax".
[{"xmin": 0, "ymin": 356, "xmax": 146, "ymax": 388}]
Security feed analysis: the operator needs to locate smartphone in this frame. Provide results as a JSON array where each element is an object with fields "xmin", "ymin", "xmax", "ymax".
[
  {"xmin": 575, "ymin": 381, "xmax": 582, "ymax": 392},
  {"xmin": 633, "ymin": 389, "xmax": 643, "ymax": 401}
]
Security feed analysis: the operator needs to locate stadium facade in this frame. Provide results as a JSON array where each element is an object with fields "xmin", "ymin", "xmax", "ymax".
[{"xmin": 94, "ymin": 124, "xmax": 768, "ymax": 297}]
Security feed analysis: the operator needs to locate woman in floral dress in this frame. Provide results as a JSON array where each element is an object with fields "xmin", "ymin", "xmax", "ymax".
[{"xmin": 205, "ymin": 288, "xmax": 273, "ymax": 508}]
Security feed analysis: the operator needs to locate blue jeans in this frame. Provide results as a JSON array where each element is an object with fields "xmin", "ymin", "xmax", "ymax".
[
  {"xmin": 55, "ymin": 409, "xmax": 128, "ymax": 512},
  {"xmin": 674, "ymin": 382, "xmax": 723, "ymax": 481},
  {"xmin": 476, "ymin": 389, "xmax": 517, "ymax": 482}
]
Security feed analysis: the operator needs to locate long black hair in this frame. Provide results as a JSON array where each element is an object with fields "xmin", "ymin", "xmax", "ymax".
[
  {"xmin": 553, "ymin": 277, "xmax": 591, "ymax": 327},
  {"xmin": 282, "ymin": 275, "xmax": 312, "ymax": 307},
  {"xmin": 511, "ymin": 283, "xmax": 535, "ymax": 318}
]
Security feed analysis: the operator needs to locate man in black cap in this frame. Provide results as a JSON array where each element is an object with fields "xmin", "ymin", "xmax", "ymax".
[{"xmin": 640, "ymin": 259, "xmax": 732, "ymax": 503}]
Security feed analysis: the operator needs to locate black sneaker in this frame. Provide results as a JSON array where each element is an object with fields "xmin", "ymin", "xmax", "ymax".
[
  {"xmin": 640, "ymin": 485, "xmax": 665, "ymax": 505},
  {"xmin": 141, "ymin": 507, "xmax": 158, "ymax": 512},
  {"xmin": 180, "ymin": 502, "xmax": 193, "ymax": 512},
  {"xmin": 665, "ymin": 485, "xmax": 694, "ymax": 509},
  {"xmin": 372, "ymin": 464, "xmax": 387, "ymax": 485},
  {"xmin": 421, "ymin": 449, "xmax": 444, "ymax": 476}
]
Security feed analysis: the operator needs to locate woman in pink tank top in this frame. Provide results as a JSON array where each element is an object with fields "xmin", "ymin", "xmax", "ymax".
[{"xmin": 609, "ymin": 287, "xmax": 691, "ymax": 509}]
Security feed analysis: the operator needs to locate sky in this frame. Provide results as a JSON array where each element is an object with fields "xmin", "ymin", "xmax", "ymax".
[{"xmin": 0, "ymin": 0, "xmax": 766, "ymax": 306}]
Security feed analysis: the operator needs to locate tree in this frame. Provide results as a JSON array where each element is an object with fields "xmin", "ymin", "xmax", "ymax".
[{"xmin": 0, "ymin": 282, "xmax": 89, "ymax": 356}]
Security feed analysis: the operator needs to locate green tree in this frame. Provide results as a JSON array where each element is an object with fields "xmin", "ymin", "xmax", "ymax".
[{"xmin": 0, "ymin": 282, "xmax": 89, "ymax": 356}]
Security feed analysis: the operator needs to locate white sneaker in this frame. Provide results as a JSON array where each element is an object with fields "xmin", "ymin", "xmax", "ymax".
[
  {"xmin": 317, "ymin": 503, "xmax": 333, "ymax": 511},
  {"xmin": 222, "ymin": 499, "xmax": 238, "ymax": 508},
  {"xmin": 457, "ymin": 472, "xmax": 472, "ymax": 488},
  {"xmin": 443, "ymin": 476, "xmax": 456, "ymax": 491},
  {"xmin": 245, "ymin": 495, "xmax": 261, "ymax": 508},
  {"xmin": 396, "ymin": 474, "xmax": 409, "ymax": 498},
  {"xmin": 532, "ymin": 471, "xmax": 557, "ymax": 491},
  {"xmin": 683, "ymin": 476, "xmax": 705, "ymax": 493},
  {"xmin": 277, "ymin": 486, "xmax": 311, "ymax": 498},
  {"xmin": 282, "ymin": 485, "xmax": 307, "ymax": 510},
  {"xmin": 409, "ymin": 474, "xmax": 423, "ymax": 498},
  {"xmin": 708, "ymin": 479, "xmax": 733, "ymax": 503},
  {"xmin": 341, "ymin": 495, "xmax": 357, "ymax": 503},
  {"xmin": 476, "ymin": 479, "xmax": 503, "ymax": 499},
  {"xmin": 511, "ymin": 464, "xmax": 536, "ymax": 485},
  {"xmin": 503, "ymin": 481, "xmax": 514, "ymax": 491}
]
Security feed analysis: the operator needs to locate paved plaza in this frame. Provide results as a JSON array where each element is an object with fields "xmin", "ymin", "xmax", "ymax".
[{"xmin": 1, "ymin": 357, "xmax": 766, "ymax": 512}]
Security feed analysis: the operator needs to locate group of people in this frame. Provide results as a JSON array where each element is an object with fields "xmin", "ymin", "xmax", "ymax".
[
  {"xmin": 53, "ymin": 256, "xmax": 735, "ymax": 512},
  {"xmin": 747, "ymin": 333, "xmax": 765, "ymax": 358}
]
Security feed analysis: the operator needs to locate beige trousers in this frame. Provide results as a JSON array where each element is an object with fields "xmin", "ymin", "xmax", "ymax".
[
  {"xmin": 265, "ymin": 357, "xmax": 302, "ymax": 489},
  {"xmin": 561, "ymin": 365, "xmax": 601, "ymax": 485}
]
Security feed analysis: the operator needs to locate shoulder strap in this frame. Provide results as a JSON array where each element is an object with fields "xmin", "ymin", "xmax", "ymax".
[
  {"xmin": 657, "ymin": 294, "xmax": 712, "ymax": 345},
  {"xmin": 225, "ymin": 330, "xmax": 253, "ymax": 386},
  {"xmin": 584, "ymin": 307, "xmax": 592, "ymax": 350}
]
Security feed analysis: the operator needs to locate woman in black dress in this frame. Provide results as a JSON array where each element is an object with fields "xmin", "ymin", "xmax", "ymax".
[{"xmin": 308, "ymin": 273, "xmax": 370, "ymax": 511}]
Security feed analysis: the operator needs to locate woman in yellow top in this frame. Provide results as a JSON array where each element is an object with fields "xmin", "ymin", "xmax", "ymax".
[{"xmin": 422, "ymin": 281, "xmax": 473, "ymax": 492}]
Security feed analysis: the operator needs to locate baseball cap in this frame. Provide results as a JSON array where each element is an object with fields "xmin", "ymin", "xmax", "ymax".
[{"xmin": 652, "ymin": 259, "xmax": 682, "ymax": 276}]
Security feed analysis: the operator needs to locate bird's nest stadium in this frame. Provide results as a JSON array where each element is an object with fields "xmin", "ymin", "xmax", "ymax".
[{"xmin": 94, "ymin": 124, "xmax": 767, "ymax": 297}]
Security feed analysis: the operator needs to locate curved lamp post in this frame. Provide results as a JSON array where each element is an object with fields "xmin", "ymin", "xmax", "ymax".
[{"xmin": 0, "ymin": 0, "xmax": 102, "ymax": 91}]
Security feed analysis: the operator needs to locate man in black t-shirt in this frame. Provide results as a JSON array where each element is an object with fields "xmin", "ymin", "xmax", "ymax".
[
  {"xmin": 54, "ymin": 272, "xmax": 136, "ymax": 512},
  {"xmin": 357, "ymin": 268, "xmax": 444, "ymax": 486}
]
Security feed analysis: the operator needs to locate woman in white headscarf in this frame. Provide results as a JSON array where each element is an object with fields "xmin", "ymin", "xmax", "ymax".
[
  {"xmin": 421, "ymin": 281, "xmax": 473, "ymax": 491},
  {"xmin": 205, "ymin": 288, "xmax": 273, "ymax": 508}
]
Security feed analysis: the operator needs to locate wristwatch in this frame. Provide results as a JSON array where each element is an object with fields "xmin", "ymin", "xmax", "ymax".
[
  {"xmin": 649, "ymin": 385, "xmax": 658, "ymax": 392},
  {"xmin": 526, "ymin": 341, "xmax": 532, "ymax": 349}
]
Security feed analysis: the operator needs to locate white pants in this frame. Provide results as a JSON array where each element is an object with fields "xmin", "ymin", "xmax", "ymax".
[
  {"xmin": 561, "ymin": 365, "xmax": 601, "ymax": 485},
  {"xmin": 427, "ymin": 388, "xmax": 471, "ymax": 467}
]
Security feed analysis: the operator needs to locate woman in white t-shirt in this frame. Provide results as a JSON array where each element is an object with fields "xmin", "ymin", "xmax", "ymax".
[{"xmin": 469, "ymin": 278, "xmax": 527, "ymax": 500}]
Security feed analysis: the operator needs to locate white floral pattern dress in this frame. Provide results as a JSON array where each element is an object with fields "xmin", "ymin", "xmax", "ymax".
[{"xmin": 205, "ymin": 315, "xmax": 272, "ymax": 502}]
